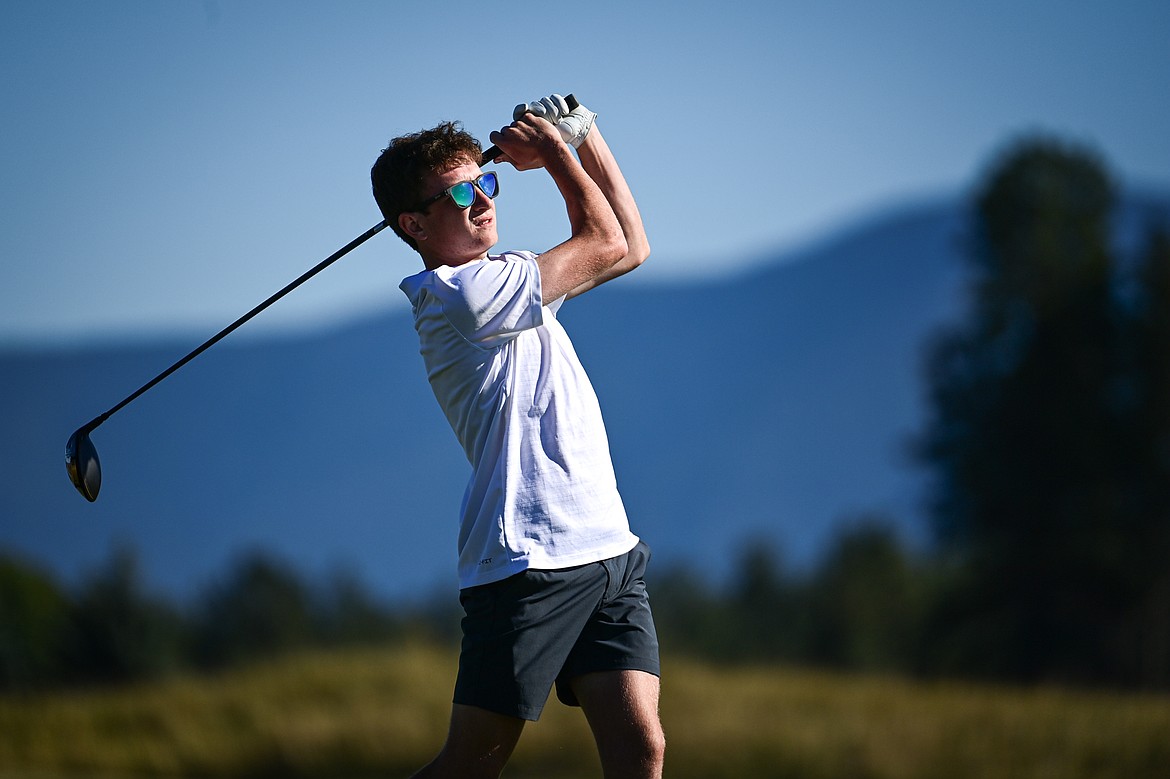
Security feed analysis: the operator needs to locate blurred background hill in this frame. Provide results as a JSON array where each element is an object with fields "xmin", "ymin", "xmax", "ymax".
[
  {"xmin": 3, "ymin": 190, "xmax": 976, "ymax": 598},
  {"xmin": 5, "ymin": 181, "xmax": 1167, "ymax": 594}
]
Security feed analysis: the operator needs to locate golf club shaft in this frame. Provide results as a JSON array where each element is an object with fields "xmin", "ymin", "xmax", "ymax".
[
  {"xmin": 78, "ymin": 219, "xmax": 390, "ymax": 435},
  {"xmin": 78, "ymin": 89, "xmax": 575, "ymax": 431},
  {"xmin": 481, "ymin": 93, "xmax": 579, "ymax": 165}
]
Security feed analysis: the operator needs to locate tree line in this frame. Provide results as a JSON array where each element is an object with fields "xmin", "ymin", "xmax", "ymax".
[
  {"xmin": 0, "ymin": 546, "xmax": 449, "ymax": 691},
  {"xmin": 0, "ymin": 524, "xmax": 928, "ymax": 692},
  {"xmin": 4, "ymin": 134, "xmax": 1169, "ymax": 693},
  {"xmin": 914, "ymin": 137, "xmax": 1170, "ymax": 690}
]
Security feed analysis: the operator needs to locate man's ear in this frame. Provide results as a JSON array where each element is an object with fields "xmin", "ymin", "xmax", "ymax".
[{"xmin": 399, "ymin": 212, "xmax": 427, "ymax": 242}]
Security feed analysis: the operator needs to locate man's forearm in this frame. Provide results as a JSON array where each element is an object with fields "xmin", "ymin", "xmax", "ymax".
[
  {"xmin": 535, "ymin": 138, "xmax": 628, "ymax": 304},
  {"xmin": 544, "ymin": 142, "xmax": 619, "ymax": 246},
  {"xmin": 569, "ymin": 125, "xmax": 650, "ymax": 298}
]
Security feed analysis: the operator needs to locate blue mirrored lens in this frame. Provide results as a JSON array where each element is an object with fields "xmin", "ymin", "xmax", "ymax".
[
  {"xmin": 449, "ymin": 181, "xmax": 476, "ymax": 208},
  {"xmin": 479, "ymin": 172, "xmax": 498, "ymax": 198}
]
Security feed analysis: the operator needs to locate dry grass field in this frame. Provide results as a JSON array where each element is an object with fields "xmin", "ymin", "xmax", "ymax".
[{"xmin": 1, "ymin": 642, "xmax": 1168, "ymax": 778}]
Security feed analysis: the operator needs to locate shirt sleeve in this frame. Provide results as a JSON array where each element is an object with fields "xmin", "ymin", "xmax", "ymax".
[{"xmin": 431, "ymin": 253, "xmax": 544, "ymax": 348}]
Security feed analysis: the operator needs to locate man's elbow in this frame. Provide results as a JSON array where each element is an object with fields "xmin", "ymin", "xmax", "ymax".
[
  {"xmin": 617, "ymin": 234, "xmax": 650, "ymax": 274},
  {"xmin": 629, "ymin": 235, "xmax": 650, "ymax": 269}
]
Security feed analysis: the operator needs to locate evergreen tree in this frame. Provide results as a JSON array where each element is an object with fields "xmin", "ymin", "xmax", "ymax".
[
  {"xmin": 918, "ymin": 137, "xmax": 1131, "ymax": 684},
  {"xmin": 67, "ymin": 547, "xmax": 187, "ymax": 684},
  {"xmin": 805, "ymin": 520, "xmax": 924, "ymax": 672},
  {"xmin": 0, "ymin": 554, "xmax": 72, "ymax": 690},
  {"xmin": 191, "ymin": 551, "xmax": 315, "ymax": 668},
  {"xmin": 1114, "ymin": 227, "xmax": 1170, "ymax": 687}
]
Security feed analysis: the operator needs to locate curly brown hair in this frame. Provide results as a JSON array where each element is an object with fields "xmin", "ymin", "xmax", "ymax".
[{"xmin": 371, "ymin": 122, "xmax": 484, "ymax": 251}]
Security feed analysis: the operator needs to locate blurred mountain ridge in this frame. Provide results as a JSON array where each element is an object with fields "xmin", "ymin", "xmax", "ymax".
[{"xmin": 3, "ymin": 189, "xmax": 1167, "ymax": 600}]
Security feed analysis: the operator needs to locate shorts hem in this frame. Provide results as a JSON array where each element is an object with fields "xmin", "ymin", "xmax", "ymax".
[
  {"xmin": 554, "ymin": 659, "xmax": 661, "ymax": 707},
  {"xmin": 451, "ymin": 695, "xmax": 546, "ymax": 722}
]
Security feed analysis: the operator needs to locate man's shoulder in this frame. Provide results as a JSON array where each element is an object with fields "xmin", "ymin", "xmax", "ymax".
[
  {"xmin": 402, "ymin": 250, "xmax": 543, "ymax": 327},
  {"xmin": 402, "ymin": 251, "xmax": 537, "ymax": 289}
]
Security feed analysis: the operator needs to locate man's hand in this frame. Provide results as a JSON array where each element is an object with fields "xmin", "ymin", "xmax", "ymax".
[
  {"xmin": 556, "ymin": 99, "xmax": 596, "ymax": 149},
  {"xmin": 488, "ymin": 112, "xmax": 568, "ymax": 172},
  {"xmin": 494, "ymin": 92, "xmax": 646, "ymax": 303},
  {"xmin": 514, "ymin": 94, "xmax": 597, "ymax": 150}
]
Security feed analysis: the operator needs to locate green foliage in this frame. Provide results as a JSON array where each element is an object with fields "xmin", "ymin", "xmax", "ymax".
[
  {"xmin": 805, "ymin": 519, "xmax": 928, "ymax": 672},
  {"xmin": 67, "ymin": 546, "xmax": 188, "ymax": 685},
  {"xmin": 651, "ymin": 520, "xmax": 935, "ymax": 675},
  {"xmin": 1, "ymin": 548, "xmax": 187, "ymax": 689},
  {"xmin": 2, "ymin": 521, "xmax": 935, "ymax": 692},
  {"xmin": 0, "ymin": 554, "xmax": 72, "ymax": 689},
  {"xmin": 0, "ymin": 547, "xmax": 442, "ymax": 692},
  {"xmin": 650, "ymin": 538, "xmax": 806, "ymax": 663},
  {"xmin": 917, "ymin": 136, "xmax": 1170, "ymax": 688},
  {"xmin": 312, "ymin": 569, "xmax": 409, "ymax": 647},
  {"xmin": 191, "ymin": 551, "xmax": 315, "ymax": 669},
  {"xmin": 1113, "ymin": 226, "xmax": 1170, "ymax": 689}
]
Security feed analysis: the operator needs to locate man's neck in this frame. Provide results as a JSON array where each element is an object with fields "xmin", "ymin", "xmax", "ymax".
[{"xmin": 422, "ymin": 252, "xmax": 490, "ymax": 271}]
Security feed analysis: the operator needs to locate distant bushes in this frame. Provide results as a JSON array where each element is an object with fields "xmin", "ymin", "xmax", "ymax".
[
  {"xmin": 3, "ymin": 509, "xmax": 1167, "ymax": 693},
  {"xmin": 0, "ymin": 520, "xmax": 945, "ymax": 693},
  {"xmin": 650, "ymin": 518, "xmax": 937, "ymax": 675},
  {"xmin": 0, "ymin": 547, "xmax": 449, "ymax": 692},
  {"xmin": 3, "ymin": 522, "xmax": 928, "ymax": 692},
  {"xmin": 0, "ymin": 554, "xmax": 75, "ymax": 689}
]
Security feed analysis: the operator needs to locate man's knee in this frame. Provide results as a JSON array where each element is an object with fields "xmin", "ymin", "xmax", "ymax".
[
  {"xmin": 636, "ymin": 719, "xmax": 667, "ymax": 769},
  {"xmin": 567, "ymin": 669, "xmax": 665, "ymax": 776},
  {"xmin": 596, "ymin": 719, "xmax": 665, "ymax": 779}
]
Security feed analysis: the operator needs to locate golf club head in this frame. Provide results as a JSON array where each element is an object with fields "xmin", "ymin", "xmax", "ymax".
[{"xmin": 66, "ymin": 427, "xmax": 102, "ymax": 502}]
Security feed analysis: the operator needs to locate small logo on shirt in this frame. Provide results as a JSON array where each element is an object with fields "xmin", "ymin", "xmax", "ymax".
[{"xmin": 479, "ymin": 557, "xmax": 493, "ymax": 566}]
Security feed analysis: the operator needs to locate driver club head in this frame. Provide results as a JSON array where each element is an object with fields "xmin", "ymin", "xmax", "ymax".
[{"xmin": 66, "ymin": 427, "xmax": 102, "ymax": 502}]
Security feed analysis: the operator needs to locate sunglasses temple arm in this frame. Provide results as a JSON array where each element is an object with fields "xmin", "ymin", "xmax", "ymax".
[{"xmin": 480, "ymin": 93, "xmax": 579, "ymax": 166}]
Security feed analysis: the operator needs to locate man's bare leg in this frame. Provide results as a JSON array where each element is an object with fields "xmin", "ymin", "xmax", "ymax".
[
  {"xmin": 571, "ymin": 670, "xmax": 665, "ymax": 779},
  {"xmin": 409, "ymin": 703, "xmax": 526, "ymax": 779}
]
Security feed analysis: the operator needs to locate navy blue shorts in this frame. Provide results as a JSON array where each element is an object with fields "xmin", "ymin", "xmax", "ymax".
[{"xmin": 453, "ymin": 540, "xmax": 660, "ymax": 721}]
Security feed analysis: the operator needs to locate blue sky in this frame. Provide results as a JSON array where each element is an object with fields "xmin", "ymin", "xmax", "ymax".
[{"xmin": 3, "ymin": 0, "xmax": 1168, "ymax": 344}]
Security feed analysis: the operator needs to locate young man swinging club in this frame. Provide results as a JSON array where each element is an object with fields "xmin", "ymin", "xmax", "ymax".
[{"xmin": 371, "ymin": 94, "xmax": 663, "ymax": 778}]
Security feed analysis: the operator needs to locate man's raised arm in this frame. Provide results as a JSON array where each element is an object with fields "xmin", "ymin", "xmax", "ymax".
[
  {"xmin": 565, "ymin": 115, "xmax": 650, "ymax": 299},
  {"xmin": 490, "ymin": 111, "xmax": 628, "ymax": 305}
]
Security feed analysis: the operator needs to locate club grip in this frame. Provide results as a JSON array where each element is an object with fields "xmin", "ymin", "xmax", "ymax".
[{"xmin": 481, "ymin": 93, "xmax": 579, "ymax": 165}]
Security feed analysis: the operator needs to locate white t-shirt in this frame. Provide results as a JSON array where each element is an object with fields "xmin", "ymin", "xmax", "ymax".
[{"xmin": 399, "ymin": 251, "xmax": 638, "ymax": 589}]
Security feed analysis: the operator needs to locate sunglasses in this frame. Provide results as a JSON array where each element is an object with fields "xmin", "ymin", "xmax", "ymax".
[{"xmin": 416, "ymin": 171, "xmax": 499, "ymax": 212}]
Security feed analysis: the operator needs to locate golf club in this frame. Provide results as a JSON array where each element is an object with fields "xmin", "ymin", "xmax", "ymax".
[
  {"xmin": 67, "ymin": 95, "xmax": 572, "ymax": 501},
  {"xmin": 65, "ymin": 220, "xmax": 389, "ymax": 501}
]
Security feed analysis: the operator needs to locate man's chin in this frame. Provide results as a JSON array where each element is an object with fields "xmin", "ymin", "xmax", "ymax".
[{"xmin": 478, "ymin": 227, "xmax": 498, "ymax": 250}]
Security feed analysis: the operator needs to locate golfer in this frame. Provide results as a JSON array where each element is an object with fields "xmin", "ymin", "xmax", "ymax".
[{"xmin": 371, "ymin": 94, "xmax": 663, "ymax": 778}]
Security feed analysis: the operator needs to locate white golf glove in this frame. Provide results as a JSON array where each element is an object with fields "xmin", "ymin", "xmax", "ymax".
[
  {"xmin": 513, "ymin": 94, "xmax": 570, "ymax": 123},
  {"xmin": 513, "ymin": 93, "xmax": 597, "ymax": 149},
  {"xmin": 556, "ymin": 98, "xmax": 596, "ymax": 149}
]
